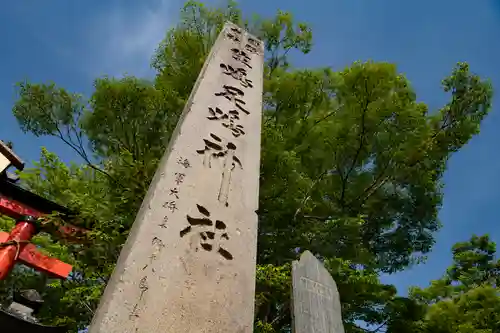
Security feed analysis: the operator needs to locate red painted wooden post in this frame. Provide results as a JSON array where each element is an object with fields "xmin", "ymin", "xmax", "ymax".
[
  {"xmin": 0, "ymin": 217, "xmax": 37, "ymax": 280},
  {"xmin": 0, "ymin": 195, "xmax": 85, "ymax": 281},
  {"xmin": 0, "ymin": 140, "xmax": 86, "ymax": 281}
]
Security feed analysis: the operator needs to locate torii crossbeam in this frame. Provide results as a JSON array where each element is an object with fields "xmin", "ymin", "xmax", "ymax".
[{"xmin": 0, "ymin": 140, "xmax": 88, "ymax": 281}]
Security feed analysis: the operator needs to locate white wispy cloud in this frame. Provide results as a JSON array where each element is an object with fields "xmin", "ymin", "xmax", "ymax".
[{"xmin": 80, "ymin": 0, "xmax": 184, "ymax": 79}]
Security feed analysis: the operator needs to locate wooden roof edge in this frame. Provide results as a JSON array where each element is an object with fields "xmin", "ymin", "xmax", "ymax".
[{"xmin": 0, "ymin": 141, "xmax": 24, "ymax": 171}]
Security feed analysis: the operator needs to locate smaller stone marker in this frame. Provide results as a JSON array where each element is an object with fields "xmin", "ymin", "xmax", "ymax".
[{"xmin": 291, "ymin": 251, "xmax": 345, "ymax": 333}]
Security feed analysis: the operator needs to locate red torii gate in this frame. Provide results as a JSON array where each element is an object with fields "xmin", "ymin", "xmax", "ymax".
[{"xmin": 0, "ymin": 140, "xmax": 87, "ymax": 281}]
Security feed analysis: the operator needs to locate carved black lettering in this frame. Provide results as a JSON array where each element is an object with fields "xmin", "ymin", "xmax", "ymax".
[
  {"xmin": 163, "ymin": 201, "xmax": 178, "ymax": 213},
  {"xmin": 177, "ymin": 157, "xmax": 191, "ymax": 168},
  {"xmin": 129, "ymin": 276, "xmax": 149, "ymax": 318},
  {"xmin": 226, "ymin": 27, "xmax": 242, "ymax": 42},
  {"xmin": 180, "ymin": 205, "xmax": 233, "ymax": 260},
  {"xmin": 244, "ymin": 43, "xmax": 258, "ymax": 54},
  {"xmin": 196, "ymin": 134, "xmax": 242, "ymax": 206},
  {"xmin": 215, "ymin": 85, "xmax": 249, "ymax": 115},
  {"xmin": 247, "ymin": 37, "xmax": 261, "ymax": 48},
  {"xmin": 139, "ymin": 276, "xmax": 149, "ymax": 294},
  {"xmin": 207, "ymin": 107, "xmax": 245, "ymax": 138},
  {"xmin": 159, "ymin": 216, "xmax": 168, "ymax": 228},
  {"xmin": 220, "ymin": 63, "xmax": 253, "ymax": 88},
  {"xmin": 174, "ymin": 172, "xmax": 185, "ymax": 185},
  {"xmin": 149, "ymin": 237, "xmax": 165, "ymax": 264},
  {"xmin": 231, "ymin": 48, "xmax": 252, "ymax": 69},
  {"xmin": 170, "ymin": 187, "xmax": 179, "ymax": 199}
]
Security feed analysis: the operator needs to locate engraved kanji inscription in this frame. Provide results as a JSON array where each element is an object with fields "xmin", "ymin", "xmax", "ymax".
[
  {"xmin": 220, "ymin": 63, "xmax": 253, "ymax": 88},
  {"xmin": 207, "ymin": 107, "xmax": 245, "ymax": 137},
  {"xmin": 175, "ymin": 172, "xmax": 185, "ymax": 185},
  {"xmin": 244, "ymin": 43, "xmax": 258, "ymax": 54},
  {"xmin": 180, "ymin": 204, "xmax": 233, "ymax": 260},
  {"xmin": 215, "ymin": 85, "xmax": 249, "ymax": 115},
  {"xmin": 177, "ymin": 157, "xmax": 191, "ymax": 168},
  {"xmin": 231, "ymin": 48, "xmax": 252, "ymax": 69},
  {"xmin": 150, "ymin": 237, "xmax": 165, "ymax": 261},
  {"xmin": 247, "ymin": 37, "xmax": 261, "ymax": 48},
  {"xmin": 143, "ymin": 236, "xmax": 166, "ymax": 271},
  {"xmin": 129, "ymin": 276, "xmax": 149, "ymax": 318},
  {"xmin": 196, "ymin": 133, "xmax": 242, "ymax": 167},
  {"xmin": 300, "ymin": 277, "xmax": 333, "ymax": 299},
  {"xmin": 170, "ymin": 187, "xmax": 179, "ymax": 199},
  {"xmin": 226, "ymin": 27, "xmax": 242, "ymax": 43},
  {"xmin": 196, "ymin": 134, "xmax": 242, "ymax": 206},
  {"xmin": 159, "ymin": 216, "xmax": 168, "ymax": 228},
  {"xmin": 163, "ymin": 200, "xmax": 178, "ymax": 213}
]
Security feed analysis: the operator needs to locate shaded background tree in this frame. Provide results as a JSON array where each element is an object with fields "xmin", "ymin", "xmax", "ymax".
[{"xmin": 386, "ymin": 234, "xmax": 500, "ymax": 333}]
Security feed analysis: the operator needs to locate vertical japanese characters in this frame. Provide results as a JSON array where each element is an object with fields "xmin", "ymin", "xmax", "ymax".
[
  {"xmin": 169, "ymin": 25, "xmax": 261, "ymax": 261},
  {"xmin": 130, "ymin": 156, "xmax": 192, "ymax": 319},
  {"xmin": 89, "ymin": 23, "xmax": 263, "ymax": 333}
]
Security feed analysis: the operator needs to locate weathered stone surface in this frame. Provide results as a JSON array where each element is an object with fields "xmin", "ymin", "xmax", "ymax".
[
  {"xmin": 291, "ymin": 251, "xmax": 345, "ymax": 333},
  {"xmin": 89, "ymin": 22, "xmax": 264, "ymax": 333}
]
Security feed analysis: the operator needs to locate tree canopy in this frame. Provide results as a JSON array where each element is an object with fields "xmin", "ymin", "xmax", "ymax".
[
  {"xmin": 386, "ymin": 234, "xmax": 500, "ymax": 333},
  {"xmin": 0, "ymin": 1, "xmax": 493, "ymax": 332}
]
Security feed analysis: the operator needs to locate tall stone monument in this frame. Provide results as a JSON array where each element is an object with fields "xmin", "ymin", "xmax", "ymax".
[
  {"xmin": 89, "ymin": 22, "xmax": 264, "ymax": 333},
  {"xmin": 291, "ymin": 251, "xmax": 345, "ymax": 333}
]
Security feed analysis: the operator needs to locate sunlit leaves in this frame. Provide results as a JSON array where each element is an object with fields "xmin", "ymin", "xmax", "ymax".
[{"xmin": 13, "ymin": 82, "xmax": 85, "ymax": 137}]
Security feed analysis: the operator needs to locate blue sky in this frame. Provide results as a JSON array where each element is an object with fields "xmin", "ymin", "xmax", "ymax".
[{"xmin": 1, "ymin": 0, "xmax": 500, "ymax": 296}]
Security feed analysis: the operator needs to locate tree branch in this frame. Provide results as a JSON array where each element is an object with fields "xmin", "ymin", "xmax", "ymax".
[
  {"xmin": 346, "ymin": 153, "xmax": 393, "ymax": 210},
  {"xmin": 265, "ymin": 85, "xmax": 298, "ymax": 126},
  {"xmin": 293, "ymin": 169, "xmax": 329, "ymax": 222},
  {"xmin": 54, "ymin": 125, "xmax": 117, "ymax": 183},
  {"xmin": 340, "ymin": 97, "xmax": 369, "ymax": 208},
  {"xmin": 303, "ymin": 215, "xmax": 331, "ymax": 221},
  {"xmin": 301, "ymin": 105, "xmax": 342, "ymax": 138},
  {"xmin": 360, "ymin": 320, "xmax": 388, "ymax": 333}
]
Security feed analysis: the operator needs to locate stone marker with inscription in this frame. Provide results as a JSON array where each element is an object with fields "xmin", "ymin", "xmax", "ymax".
[
  {"xmin": 291, "ymin": 251, "xmax": 345, "ymax": 333},
  {"xmin": 88, "ymin": 22, "xmax": 264, "ymax": 333}
]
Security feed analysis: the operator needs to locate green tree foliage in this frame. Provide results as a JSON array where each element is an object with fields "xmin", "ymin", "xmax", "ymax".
[
  {"xmin": 2, "ymin": 1, "xmax": 492, "ymax": 332},
  {"xmin": 386, "ymin": 235, "xmax": 500, "ymax": 333}
]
